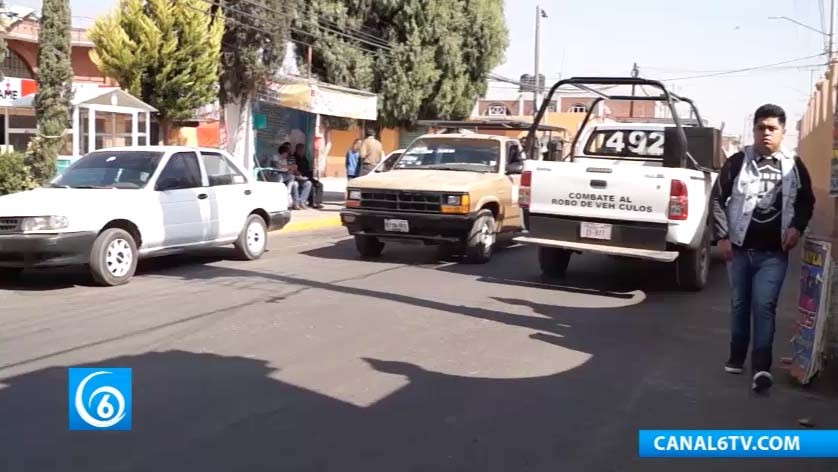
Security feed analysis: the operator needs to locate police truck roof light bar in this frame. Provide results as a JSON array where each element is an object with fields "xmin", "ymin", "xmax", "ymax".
[{"xmin": 523, "ymin": 77, "xmax": 705, "ymax": 169}]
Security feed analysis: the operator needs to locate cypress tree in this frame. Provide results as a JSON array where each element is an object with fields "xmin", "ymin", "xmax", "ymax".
[{"xmin": 27, "ymin": 0, "xmax": 74, "ymax": 183}]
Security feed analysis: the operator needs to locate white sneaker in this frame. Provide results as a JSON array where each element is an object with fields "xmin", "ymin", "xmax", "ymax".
[{"xmin": 752, "ymin": 371, "xmax": 773, "ymax": 392}]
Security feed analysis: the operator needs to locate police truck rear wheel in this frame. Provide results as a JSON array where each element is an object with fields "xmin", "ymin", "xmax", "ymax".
[
  {"xmin": 539, "ymin": 246, "xmax": 572, "ymax": 278},
  {"xmin": 355, "ymin": 235, "xmax": 384, "ymax": 258},
  {"xmin": 676, "ymin": 231, "xmax": 710, "ymax": 291}
]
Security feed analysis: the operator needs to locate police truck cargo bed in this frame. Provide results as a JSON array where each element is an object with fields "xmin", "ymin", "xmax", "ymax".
[{"xmin": 514, "ymin": 76, "xmax": 722, "ymax": 291}]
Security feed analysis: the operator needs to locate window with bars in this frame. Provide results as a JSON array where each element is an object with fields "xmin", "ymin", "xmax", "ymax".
[{"xmin": 1, "ymin": 50, "xmax": 34, "ymax": 79}]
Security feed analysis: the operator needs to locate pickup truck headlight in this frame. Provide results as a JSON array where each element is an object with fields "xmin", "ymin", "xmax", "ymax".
[
  {"xmin": 20, "ymin": 215, "xmax": 69, "ymax": 232},
  {"xmin": 445, "ymin": 195, "xmax": 462, "ymax": 206},
  {"xmin": 346, "ymin": 189, "xmax": 362, "ymax": 208},
  {"xmin": 441, "ymin": 194, "xmax": 470, "ymax": 214}
]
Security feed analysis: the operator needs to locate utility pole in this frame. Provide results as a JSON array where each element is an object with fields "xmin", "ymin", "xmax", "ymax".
[
  {"xmin": 830, "ymin": 0, "xmax": 835, "ymax": 63},
  {"xmin": 629, "ymin": 62, "xmax": 639, "ymax": 118},
  {"xmin": 533, "ymin": 6, "xmax": 547, "ymax": 115}
]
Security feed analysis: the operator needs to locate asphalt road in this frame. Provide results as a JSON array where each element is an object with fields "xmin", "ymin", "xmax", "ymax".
[{"xmin": 1, "ymin": 228, "xmax": 836, "ymax": 472}]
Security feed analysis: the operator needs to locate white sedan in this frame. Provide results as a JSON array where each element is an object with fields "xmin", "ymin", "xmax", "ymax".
[{"xmin": 0, "ymin": 146, "xmax": 291, "ymax": 286}]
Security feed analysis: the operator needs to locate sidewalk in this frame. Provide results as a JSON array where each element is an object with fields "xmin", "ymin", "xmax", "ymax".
[{"xmin": 273, "ymin": 177, "xmax": 347, "ymax": 233}]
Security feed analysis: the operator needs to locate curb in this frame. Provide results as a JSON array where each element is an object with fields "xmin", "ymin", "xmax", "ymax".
[{"xmin": 274, "ymin": 214, "xmax": 342, "ymax": 233}]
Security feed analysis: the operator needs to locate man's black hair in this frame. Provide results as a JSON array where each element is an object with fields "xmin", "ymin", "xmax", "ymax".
[
  {"xmin": 278, "ymin": 143, "xmax": 290, "ymax": 154},
  {"xmin": 365, "ymin": 127, "xmax": 376, "ymax": 138},
  {"xmin": 754, "ymin": 104, "xmax": 786, "ymax": 127}
]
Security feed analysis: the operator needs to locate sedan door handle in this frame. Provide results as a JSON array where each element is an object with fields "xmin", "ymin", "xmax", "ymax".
[
  {"xmin": 244, "ymin": 189, "xmax": 252, "ymax": 195},
  {"xmin": 198, "ymin": 193, "xmax": 208, "ymax": 200}
]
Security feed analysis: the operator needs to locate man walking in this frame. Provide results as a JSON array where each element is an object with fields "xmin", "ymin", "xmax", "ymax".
[
  {"xmin": 359, "ymin": 128, "xmax": 383, "ymax": 176},
  {"xmin": 712, "ymin": 104, "xmax": 815, "ymax": 392}
]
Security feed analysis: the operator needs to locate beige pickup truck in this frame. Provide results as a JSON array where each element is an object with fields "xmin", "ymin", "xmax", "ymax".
[{"xmin": 340, "ymin": 132, "xmax": 527, "ymax": 263}]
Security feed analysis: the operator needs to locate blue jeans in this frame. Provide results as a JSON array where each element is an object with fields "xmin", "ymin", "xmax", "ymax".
[{"xmin": 727, "ymin": 247, "xmax": 789, "ymax": 373}]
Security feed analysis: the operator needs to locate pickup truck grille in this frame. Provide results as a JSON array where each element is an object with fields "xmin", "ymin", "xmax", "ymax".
[
  {"xmin": 0, "ymin": 218, "xmax": 21, "ymax": 234},
  {"xmin": 360, "ymin": 190, "xmax": 442, "ymax": 213}
]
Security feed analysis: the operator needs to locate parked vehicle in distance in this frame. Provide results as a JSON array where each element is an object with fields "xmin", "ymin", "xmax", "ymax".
[{"xmin": 0, "ymin": 146, "xmax": 291, "ymax": 286}]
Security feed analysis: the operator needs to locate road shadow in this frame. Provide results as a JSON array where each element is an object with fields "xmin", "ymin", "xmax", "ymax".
[
  {"xmin": 0, "ymin": 249, "xmax": 235, "ymax": 291},
  {"xmin": 2, "ymin": 351, "xmax": 836, "ymax": 471},
  {"xmin": 300, "ymin": 237, "xmax": 729, "ymax": 295}
]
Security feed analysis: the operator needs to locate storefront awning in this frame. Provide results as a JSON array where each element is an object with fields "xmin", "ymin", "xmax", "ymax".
[{"xmin": 262, "ymin": 78, "xmax": 377, "ymax": 121}]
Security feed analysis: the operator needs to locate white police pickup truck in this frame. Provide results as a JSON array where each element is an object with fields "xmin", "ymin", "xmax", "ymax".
[
  {"xmin": 0, "ymin": 146, "xmax": 290, "ymax": 286},
  {"xmin": 515, "ymin": 77, "xmax": 721, "ymax": 290}
]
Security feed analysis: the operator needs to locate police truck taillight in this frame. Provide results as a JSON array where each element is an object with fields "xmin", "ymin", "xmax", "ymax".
[
  {"xmin": 668, "ymin": 179, "xmax": 688, "ymax": 220},
  {"xmin": 519, "ymin": 171, "xmax": 532, "ymax": 208}
]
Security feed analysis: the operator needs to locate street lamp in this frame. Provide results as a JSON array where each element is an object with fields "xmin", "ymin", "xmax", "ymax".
[{"xmin": 768, "ymin": 3, "xmax": 834, "ymax": 61}]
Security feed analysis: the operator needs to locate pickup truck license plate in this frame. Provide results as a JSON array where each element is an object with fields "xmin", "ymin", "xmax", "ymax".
[
  {"xmin": 384, "ymin": 219, "xmax": 409, "ymax": 233},
  {"xmin": 580, "ymin": 222, "xmax": 612, "ymax": 240}
]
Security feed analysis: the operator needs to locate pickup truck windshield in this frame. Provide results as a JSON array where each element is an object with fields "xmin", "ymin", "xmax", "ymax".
[
  {"xmin": 395, "ymin": 138, "xmax": 500, "ymax": 172},
  {"xmin": 584, "ymin": 128, "xmax": 665, "ymax": 159},
  {"xmin": 51, "ymin": 151, "xmax": 164, "ymax": 189}
]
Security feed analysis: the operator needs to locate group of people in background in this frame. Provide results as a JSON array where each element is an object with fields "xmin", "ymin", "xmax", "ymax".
[
  {"xmin": 261, "ymin": 128, "xmax": 383, "ymax": 210},
  {"xmin": 345, "ymin": 128, "xmax": 383, "ymax": 179},
  {"xmin": 270, "ymin": 142, "xmax": 323, "ymax": 210}
]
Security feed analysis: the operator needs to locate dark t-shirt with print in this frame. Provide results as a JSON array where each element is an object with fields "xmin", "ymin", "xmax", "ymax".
[{"xmin": 742, "ymin": 156, "xmax": 783, "ymax": 251}]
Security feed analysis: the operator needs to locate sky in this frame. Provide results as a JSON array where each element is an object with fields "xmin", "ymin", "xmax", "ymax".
[
  {"xmin": 496, "ymin": 0, "xmax": 829, "ymax": 142},
  {"xmin": 13, "ymin": 0, "xmax": 830, "ymax": 142}
]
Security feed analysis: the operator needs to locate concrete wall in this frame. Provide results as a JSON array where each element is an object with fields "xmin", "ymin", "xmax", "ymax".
[{"xmin": 798, "ymin": 64, "xmax": 838, "ymax": 238}]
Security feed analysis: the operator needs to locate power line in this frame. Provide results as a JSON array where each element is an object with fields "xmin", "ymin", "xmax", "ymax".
[
  {"xmin": 660, "ymin": 52, "xmax": 827, "ymax": 81},
  {"xmin": 215, "ymin": 0, "xmax": 394, "ymax": 52},
  {"xmin": 189, "ymin": 0, "xmax": 395, "ymax": 60}
]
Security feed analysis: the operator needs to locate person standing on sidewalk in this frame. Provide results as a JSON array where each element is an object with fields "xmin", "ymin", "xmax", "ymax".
[
  {"xmin": 712, "ymin": 104, "xmax": 815, "ymax": 392},
  {"xmin": 346, "ymin": 139, "xmax": 362, "ymax": 179},
  {"xmin": 359, "ymin": 128, "xmax": 383, "ymax": 176}
]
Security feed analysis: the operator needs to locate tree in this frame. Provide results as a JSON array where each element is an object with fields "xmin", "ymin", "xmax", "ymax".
[
  {"xmin": 296, "ymin": 0, "xmax": 508, "ymax": 128},
  {"xmin": 89, "ymin": 0, "xmax": 224, "ymax": 142},
  {"xmin": 26, "ymin": 0, "xmax": 74, "ymax": 184},
  {"xmin": 211, "ymin": 0, "xmax": 296, "ymax": 162},
  {"xmin": 0, "ymin": 0, "xmax": 7, "ymax": 80}
]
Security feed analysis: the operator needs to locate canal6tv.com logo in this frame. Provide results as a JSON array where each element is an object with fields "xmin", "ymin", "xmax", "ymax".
[{"xmin": 68, "ymin": 368, "xmax": 132, "ymax": 431}]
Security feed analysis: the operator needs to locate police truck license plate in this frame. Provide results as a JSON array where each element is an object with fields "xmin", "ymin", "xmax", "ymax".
[
  {"xmin": 385, "ymin": 219, "xmax": 409, "ymax": 232},
  {"xmin": 580, "ymin": 222, "xmax": 612, "ymax": 240}
]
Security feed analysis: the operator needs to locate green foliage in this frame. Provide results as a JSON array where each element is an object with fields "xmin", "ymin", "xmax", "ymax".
[
  {"xmin": 0, "ymin": 152, "xmax": 38, "ymax": 195},
  {"xmin": 295, "ymin": 0, "xmax": 508, "ymax": 128},
  {"xmin": 89, "ymin": 0, "xmax": 224, "ymax": 127},
  {"xmin": 28, "ymin": 0, "xmax": 74, "ymax": 184},
  {"xmin": 213, "ymin": 0, "xmax": 297, "ymax": 106},
  {"xmin": 0, "ymin": 1, "xmax": 7, "ymax": 80}
]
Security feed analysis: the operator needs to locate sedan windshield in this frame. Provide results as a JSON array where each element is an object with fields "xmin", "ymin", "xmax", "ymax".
[
  {"xmin": 394, "ymin": 138, "xmax": 500, "ymax": 172},
  {"xmin": 50, "ymin": 151, "xmax": 164, "ymax": 189}
]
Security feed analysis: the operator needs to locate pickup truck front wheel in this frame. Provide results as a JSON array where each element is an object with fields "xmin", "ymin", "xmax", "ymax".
[
  {"xmin": 89, "ymin": 228, "xmax": 138, "ymax": 286},
  {"xmin": 676, "ymin": 231, "xmax": 710, "ymax": 291},
  {"xmin": 465, "ymin": 211, "xmax": 496, "ymax": 264},
  {"xmin": 0, "ymin": 268, "xmax": 22, "ymax": 281},
  {"xmin": 539, "ymin": 246, "xmax": 572, "ymax": 279},
  {"xmin": 355, "ymin": 235, "xmax": 384, "ymax": 258}
]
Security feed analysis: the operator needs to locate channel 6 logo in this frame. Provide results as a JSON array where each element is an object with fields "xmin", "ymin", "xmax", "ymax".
[{"xmin": 68, "ymin": 368, "xmax": 132, "ymax": 431}]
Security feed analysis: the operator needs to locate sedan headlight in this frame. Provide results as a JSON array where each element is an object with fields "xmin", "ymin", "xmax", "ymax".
[
  {"xmin": 20, "ymin": 216, "xmax": 69, "ymax": 232},
  {"xmin": 348, "ymin": 189, "xmax": 362, "ymax": 200}
]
